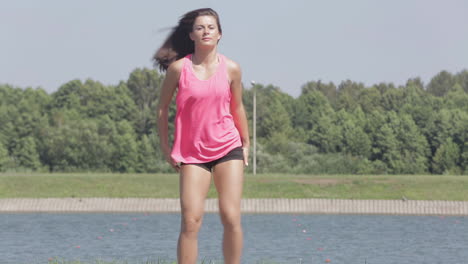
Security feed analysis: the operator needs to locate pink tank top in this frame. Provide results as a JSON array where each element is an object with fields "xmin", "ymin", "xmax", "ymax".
[{"xmin": 170, "ymin": 53, "xmax": 242, "ymax": 163}]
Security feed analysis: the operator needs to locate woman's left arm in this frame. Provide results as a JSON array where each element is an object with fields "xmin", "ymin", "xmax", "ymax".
[{"xmin": 228, "ymin": 59, "xmax": 250, "ymax": 166}]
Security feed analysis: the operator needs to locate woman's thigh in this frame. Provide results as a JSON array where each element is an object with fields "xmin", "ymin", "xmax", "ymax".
[
  {"xmin": 212, "ymin": 160, "xmax": 244, "ymax": 219},
  {"xmin": 179, "ymin": 164, "xmax": 212, "ymax": 216}
]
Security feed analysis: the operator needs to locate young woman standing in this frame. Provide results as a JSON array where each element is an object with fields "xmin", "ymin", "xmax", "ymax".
[{"xmin": 154, "ymin": 8, "xmax": 250, "ymax": 264}]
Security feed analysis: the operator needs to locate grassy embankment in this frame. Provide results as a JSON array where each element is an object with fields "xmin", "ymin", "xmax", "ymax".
[{"xmin": 1, "ymin": 173, "xmax": 467, "ymax": 200}]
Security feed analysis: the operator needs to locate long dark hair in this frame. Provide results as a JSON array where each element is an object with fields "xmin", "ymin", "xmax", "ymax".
[{"xmin": 153, "ymin": 8, "xmax": 222, "ymax": 72}]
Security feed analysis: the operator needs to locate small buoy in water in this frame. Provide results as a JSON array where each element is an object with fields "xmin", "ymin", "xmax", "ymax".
[
  {"xmin": 302, "ymin": 229, "xmax": 307, "ymax": 233},
  {"xmin": 325, "ymin": 259, "xmax": 331, "ymax": 263},
  {"xmin": 109, "ymin": 229, "xmax": 114, "ymax": 232},
  {"xmin": 317, "ymin": 247, "xmax": 324, "ymax": 251},
  {"xmin": 75, "ymin": 245, "xmax": 81, "ymax": 248},
  {"xmin": 97, "ymin": 236, "xmax": 103, "ymax": 239},
  {"xmin": 306, "ymin": 237, "xmax": 312, "ymax": 240}
]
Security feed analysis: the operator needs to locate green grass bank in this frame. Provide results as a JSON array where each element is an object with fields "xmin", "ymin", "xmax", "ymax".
[{"xmin": 1, "ymin": 173, "xmax": 467, "ymax": 201}]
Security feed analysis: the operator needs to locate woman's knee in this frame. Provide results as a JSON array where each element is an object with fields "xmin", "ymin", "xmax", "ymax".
[
  {"xmin": 181, "ymin": 214, "xmax": 204, "ymax": 234},
  {"xmin": 219, "ymin": 208, "xmax": 241, "ymax": 230}
]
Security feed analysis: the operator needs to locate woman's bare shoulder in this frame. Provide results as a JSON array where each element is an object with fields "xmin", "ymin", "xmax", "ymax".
[
  {"xmin": 224, "ymin": 56, "xmax": 242, "ymax": 84},
  {"xmin": 167, "ymin": 57, "xmax": 185, "ymax": 75},
  {"xmin": 224, "ymin": 56, "xmax": 242, "ymax": 73}
]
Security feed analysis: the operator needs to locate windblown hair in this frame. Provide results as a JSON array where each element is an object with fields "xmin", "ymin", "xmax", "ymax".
[{"xmin": 153, "ymin": 8, "xmax": 222, "ymax": 72}]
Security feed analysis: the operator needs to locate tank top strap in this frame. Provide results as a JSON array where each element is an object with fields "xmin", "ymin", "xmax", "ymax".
[
  {"xmin": 219, "ymin": 54, "xmax": 227, "ymax": 70},
  {"xmin": 183, "ymin": 54, "xmax": 192, "ymax": 71},
  {"xmin": 216, "ymin": 53, "xmax": 229, "ymax": 82}
]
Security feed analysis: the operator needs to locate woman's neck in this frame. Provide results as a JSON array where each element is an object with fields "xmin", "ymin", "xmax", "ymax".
[{"xmin": 192, "ymin": 47, "xmax": 218, "ymax": 66}]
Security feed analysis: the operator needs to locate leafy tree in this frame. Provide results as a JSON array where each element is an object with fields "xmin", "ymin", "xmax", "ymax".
[
  {"xmin": 11, "ymin": 136, "xmax": 42, "ymax": 170},
  {"xmin": 371, "ymin": 112, "xmax": 429, "ymax": 173},
  {"xmin": 444, "ymin": 83, "xmax": 468, "ymax": 111},
  {"xmin": 392, "ymin": 113, "xmax": 430, "ymax": 173},
  {"xmin": 336, "ymin": 80, "xmax": 365, "ymax": 111},
  {"xmin": 364, "ymin": 110, "xmax": 387, "ymax": 157},
  {"xmin": 351, "ymin": 106, "xmax": 367, "ymax": 128},
  {"xmin": 432, "ymin": 138, "xmax": 461, "ymax": 174},
  {"xmin": 400, "ymin": 83, "xmax": 441, "ymax": 130},
  {"xmin": 424, "ymin": 109, "xmax": 468, "ymax": 164},
  {"xmin": 356, "ymin": 87, "xmax": 382, "ymax": 113},
  {"xmin": 50, "ymin": 79, "xmax": 138, "ymax": 122},
  {"xmin": 373, "ymin": 82, "xmax": 397, "ymax": 95},
  {"xmin": 0, "ymin": 84, "xmax": 23, "ymax": 105},
  {"xmin": 373, "ymin": 124, "xmax": 401, "ymax": 172},
  {"xmin": 49, "ymin": 80, "xmax": 82, "ymax": 110},
  {"xmin": 335, "ymin": 110, "xmax": 371, "ymax": 158},
  {"xmin": 293, "ymin": 90, "xmax": 334, "ymax": 131},
  {"xmin": 427, "ymin": 70, "xmax": 456, "ymax": 97},
  {"xmin": 454, "ymin": 69, "xmax": 468, "ymax": 93},
  {"xmin": 309, "ymin": 114, "xmax": 342, "ymax": 153},
  {"xmin": 0, "ymin": 105, "xmax": 17, "ymax": 152},
  {"xmin": 301, "ymin": 81, "xmax": 337, "ymax": 107},
  {"xmin": 0, "ymin": 141, "xmax": 10, "ymax": 172},
  {"xmin": 110, "ymin": 120, "xmax": 139, "ymax": 172},
  {"xmin": 40, "ymin": 117, "xmax": 112, "ymax": 172},
  {"xmin": 136, "ymin": 134, "xmax": 169, "ymax": 173},
  {"xmin": 461, "ymin": 142, "xmax": 468, "ymax": 174},
  {"xmin": 255, "ymin": 141, "xmax": 290, "ymax": 173},
  {"xmin": 256, "ymin": 86, "xmax": 292, "ymax": 139},
  {"xmin": 380, "ymin": 87, "xmax": 405, "ymax": 112},
  {"xmin": 293, "ymin": 90, "xmax": 341, "ymax": 152},
  {"xmin": 406, "ymin": 77, "xmax": 424, "ymax": 90},
  {"xmin": 126, "ymin": 68, "xmax": 164, "ymax": 136}
]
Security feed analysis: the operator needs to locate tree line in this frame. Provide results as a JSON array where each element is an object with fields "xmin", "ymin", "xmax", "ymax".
[{"xmin": 0, "ymin": 69, "xmax": 467, "ymax": 174}]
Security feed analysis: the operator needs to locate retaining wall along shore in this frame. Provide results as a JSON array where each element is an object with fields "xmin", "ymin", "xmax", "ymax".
[{"xmin": 1, "ymin": 198, "xmax": 468, "ymax": 215}]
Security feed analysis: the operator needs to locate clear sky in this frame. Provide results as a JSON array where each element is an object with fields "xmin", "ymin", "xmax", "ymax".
[{"xmin": 1, "ymin": 0, "xmax": 468, "ymax": 97}]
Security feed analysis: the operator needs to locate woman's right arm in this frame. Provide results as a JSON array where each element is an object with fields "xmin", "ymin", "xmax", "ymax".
[{"xmin": 157, "ymin": 59, "xmax": 183, "ymax": 171}]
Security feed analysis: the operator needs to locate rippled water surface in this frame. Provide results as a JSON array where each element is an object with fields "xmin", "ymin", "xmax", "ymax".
[{"xmin": 0, "ymin": 213, "xmax": 467, "ymax": 263}]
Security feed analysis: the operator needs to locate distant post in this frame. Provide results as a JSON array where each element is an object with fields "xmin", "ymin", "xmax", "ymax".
[{"xmin": 251, "ymin": 80, "xmax": 257, "ymax": 175}]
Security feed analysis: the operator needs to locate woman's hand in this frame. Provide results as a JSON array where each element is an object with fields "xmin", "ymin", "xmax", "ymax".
[
  {"xmin": 242, "ymin": 147, "xmax": 249, "ymax": 167},
  {"xmin": 165, "ymin": 155, "xmax": 181, "ymax": 172}
]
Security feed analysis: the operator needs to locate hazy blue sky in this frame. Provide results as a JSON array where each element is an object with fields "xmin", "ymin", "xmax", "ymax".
[{"xmin": 2, "ymin": 0, "xmax": 468, "ymax": 97}]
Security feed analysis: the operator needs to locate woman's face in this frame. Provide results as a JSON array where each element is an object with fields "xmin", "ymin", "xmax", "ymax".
[{"xmin": 190, "ymin": 15, "xmax": 221, "ymax": 47}]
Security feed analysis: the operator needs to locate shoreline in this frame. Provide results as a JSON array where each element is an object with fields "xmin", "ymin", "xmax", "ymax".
[{"xmin": 1, "ymin": 198, "xmax": 467, "ymax": 215}]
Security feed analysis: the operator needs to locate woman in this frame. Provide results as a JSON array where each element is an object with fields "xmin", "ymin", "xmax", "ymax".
[{"xmin": 154, "ymin": 8, "xmax": 250, "ymax": 264}]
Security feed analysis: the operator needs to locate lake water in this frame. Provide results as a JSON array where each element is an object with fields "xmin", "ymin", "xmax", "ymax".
[{"xmin": 0, "ymin": 213, "xmax": 467, "ymax": 264}]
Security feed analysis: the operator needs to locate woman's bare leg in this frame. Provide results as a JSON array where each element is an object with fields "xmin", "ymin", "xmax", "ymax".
[
  {"xmin": 212, "ymin": 160, "xmax": 244, "ymax": 264},
  {"xmin": 177, "ymin": 165, "xmax": 212, "ymax": 264}
]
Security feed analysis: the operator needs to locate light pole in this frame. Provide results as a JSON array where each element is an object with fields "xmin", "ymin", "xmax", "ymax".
[{"xmin": 251, "ymin": 80, "xmax": 257, "ymax": 175}]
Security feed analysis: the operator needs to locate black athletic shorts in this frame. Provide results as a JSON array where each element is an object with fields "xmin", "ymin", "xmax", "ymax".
[{"xmin": 181, "ymin": 147, "xmax": 244, "ymax": 172}]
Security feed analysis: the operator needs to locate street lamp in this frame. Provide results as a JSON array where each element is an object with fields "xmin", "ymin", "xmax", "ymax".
[{"xmin": 251, "ymin": 80, "xmax": 257, "ymax": 175}]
